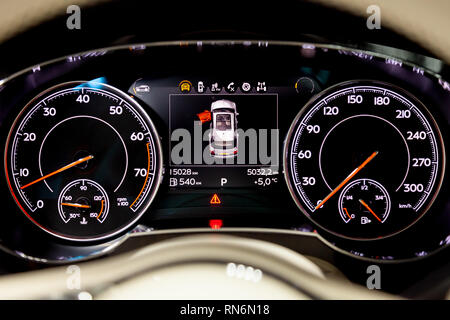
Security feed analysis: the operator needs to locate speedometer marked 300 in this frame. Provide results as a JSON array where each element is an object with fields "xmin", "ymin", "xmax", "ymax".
[{"xmin": 284, "ymin": 80, "xmax": 445, "ymax": 240}]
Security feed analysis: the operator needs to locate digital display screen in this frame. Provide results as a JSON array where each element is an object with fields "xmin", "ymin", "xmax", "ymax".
[{"xmin": 168, "ymin": 89, "xmax": 280, "ymax": 189}]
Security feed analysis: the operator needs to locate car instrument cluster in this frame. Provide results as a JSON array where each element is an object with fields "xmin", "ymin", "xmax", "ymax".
[{"xmin": 0, "ymin": 41, "xmax": 448, "ymax": 263}]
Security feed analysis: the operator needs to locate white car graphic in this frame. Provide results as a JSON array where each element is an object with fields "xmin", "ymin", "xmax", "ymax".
[{"xmin": 209, "ymin": 99, "xmax": 239, "ymax": 158}]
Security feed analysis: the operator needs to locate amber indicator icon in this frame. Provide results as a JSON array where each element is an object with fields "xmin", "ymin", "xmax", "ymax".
[{"xmin": 210, "ymin": 193, "xmax": 221, "ymax": 205}]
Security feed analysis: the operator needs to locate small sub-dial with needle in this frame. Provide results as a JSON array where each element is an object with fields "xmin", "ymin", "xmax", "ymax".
[
  {"xmin": 58, "ymin": 179, "xmax": 109, "ymax": 224},
  {"xmin": 285, "ymin": 81, "xmax": 445, "ymax": 239},
  {"xmin": 5, "ymin": 81, "xmax": 162, "ymax": 241},
  {"xmin": 338, "ymin": 179, "xmax": 391, "ymax": 225}
]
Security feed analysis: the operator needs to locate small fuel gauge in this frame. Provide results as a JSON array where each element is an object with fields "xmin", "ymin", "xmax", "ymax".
[{"xmin": 338, "ymin": 179, "xmax": 391, "ymax": 225}]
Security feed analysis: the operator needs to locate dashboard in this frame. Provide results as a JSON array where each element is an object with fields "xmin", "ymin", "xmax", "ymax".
[{"xmin": 0, "ymin": 40, "xmax": 448, "ymax": 297}]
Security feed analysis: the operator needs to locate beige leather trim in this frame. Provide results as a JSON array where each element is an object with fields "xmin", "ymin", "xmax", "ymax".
[
  {"xmin": 310, "ymin": 0, "xmax": 450, "ymax": 63},
  {"xmin": 0, "ymin": 234, "xmax": 396, "ymax": 299},
  {"xmin": 0, "ymin": 1, "xmax": 448, "ymax": 63},
  {"xmin": 0, "ymin": 0, "xmax": 107, "ymax": 43}
]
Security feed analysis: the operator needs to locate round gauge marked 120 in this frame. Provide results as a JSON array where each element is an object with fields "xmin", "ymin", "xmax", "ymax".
[
  {"xmin": 5, "ymin": 81, "xmax": 163, "ymax": 241},
  {"xmin": 284, "ymin": 80, "xmax": 445, "ymax": 240}
]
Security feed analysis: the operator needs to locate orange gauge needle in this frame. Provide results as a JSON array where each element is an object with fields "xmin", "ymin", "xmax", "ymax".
[
  {"xmin": 315, "ymin": 151, "xmax": 378, "ymax": 210},
  {"xmin": 20, "ymin": 155, "xmax": 94, "ymax": 190},
  {"xmin": 359, "ymin": 199, "xmax": 382, "ymax": 222},
  {"xmin": 61, "ymin": 202, "xmax": 91, "ymax": 209},
  {"xmin": 343, "ymin": 207, "xmax": 352, "ymax": 220}
]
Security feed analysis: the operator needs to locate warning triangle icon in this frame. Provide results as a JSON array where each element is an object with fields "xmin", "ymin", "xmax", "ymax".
[{"xmin": 210, "ymin": 194, "xmax": 221, "ymax": 204}]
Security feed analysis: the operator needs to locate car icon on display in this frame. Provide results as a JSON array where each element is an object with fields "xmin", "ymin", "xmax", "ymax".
[{"xmin": 209, "ymin": 99, "xmax": 239, "ymax": 158}]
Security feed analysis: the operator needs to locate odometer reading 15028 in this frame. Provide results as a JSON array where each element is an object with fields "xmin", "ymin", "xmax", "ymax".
[
  {"xmin": 5, "ymin": 81, "xmax": 162, "ymax": 241},
  {"xmin": 284, "ymin": 80, "xmax": 445, "ymax": 240}
]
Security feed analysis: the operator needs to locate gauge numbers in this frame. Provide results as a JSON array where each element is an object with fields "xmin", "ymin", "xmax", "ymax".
[
  {"xmin": 5, "ymin": 81, "xmax": 162, "ymax": 241},
  {"xmin": 284, "ymin": 80, "xmax": 445, "ymax": 240}
]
